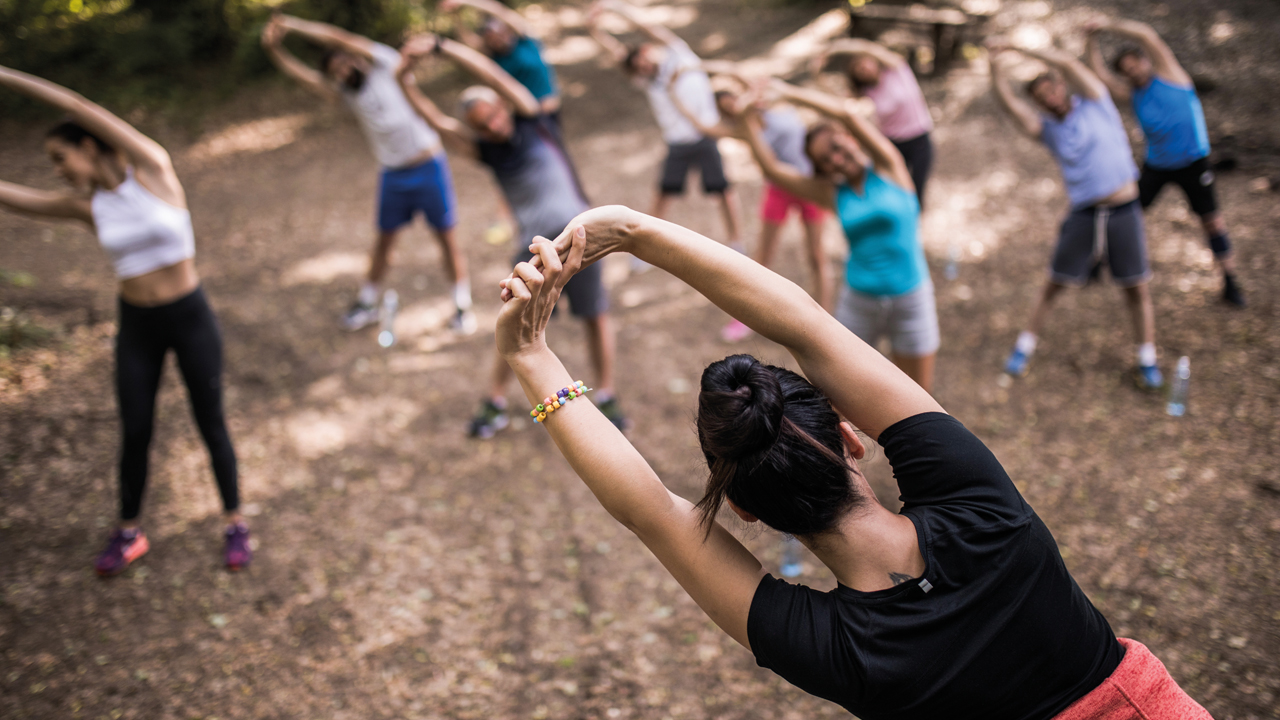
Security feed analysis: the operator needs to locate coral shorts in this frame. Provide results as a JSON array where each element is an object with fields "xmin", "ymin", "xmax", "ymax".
[
  {"xmin": 761, "ymin": 183, "xmax": 825, "ymax": 224},
  {"xmin": 1051, "ymin": 639, "xmax": 1213, "ymax": 720}
]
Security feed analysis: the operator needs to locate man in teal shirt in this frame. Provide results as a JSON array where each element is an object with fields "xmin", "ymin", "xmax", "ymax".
[{"xmin": 441, "ymin": 0, "xmax": 561, "ymax": 116}]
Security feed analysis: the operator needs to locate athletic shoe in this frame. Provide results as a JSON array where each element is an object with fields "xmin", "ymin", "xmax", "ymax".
[
  {"xmin": 468, "ymin": 400, "xmax": 510, "ymax": 439},
  {"xmin": 597, "ymin": 397, "xmax": 633, "ymax": 432},
  {"xmin": 450, "ymin": 308, "xmax": 478, "ymax": 335},
  {"xmin": 720, "ymin": 319, "xmax": 753, "ymax": 343},
  {"xmin": 341, "ymin": 300, "xmax": 379, "ymax": 331},
  {"xmin": 1222, "ymin": 276, "xmax": 1246, "ymax": 308},
  {"xmin": 94, "ymin": 527, "xmax": 149, "ymax": 577},
  {"xmin": 1133, "ymin": 364, "xmax": 1164, "ymax": 391},
  {"xmin": 224, "ymin": 522, "xmax": 252, "ymax": 571},
  {"xmin": 1004, "ymin": 348, "xmax": 1030, "ymax": 377}
]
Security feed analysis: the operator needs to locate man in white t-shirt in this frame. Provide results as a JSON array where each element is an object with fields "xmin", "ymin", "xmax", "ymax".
[
  {"xmin": 262, "ymin": 15, "xmax": 475, "ymax": 333},
  {"xmin": 587, "ymin": 0, "xmax": 742, "ymax": 250}
]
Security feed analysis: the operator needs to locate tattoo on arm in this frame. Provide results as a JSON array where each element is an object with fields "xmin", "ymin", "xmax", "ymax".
[{"xmin": 889, "ymin": 572, "xmax": 914, "ymax": 586}]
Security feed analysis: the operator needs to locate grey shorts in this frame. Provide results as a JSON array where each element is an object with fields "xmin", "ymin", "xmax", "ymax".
[
  {"xmin": 1051, "ymin": 200, "xmax": 1151, "ymax": 288},
  {"xmin": 660, "ymin": 137, "xmax": 729, "ymax": 195},
  {"xmin": 836, "ymin": 280, "xmax": 939, "ymax": 357},
  {"xmin": 513, "ymin": 248, "xmax": 608, "ymax": 319}
]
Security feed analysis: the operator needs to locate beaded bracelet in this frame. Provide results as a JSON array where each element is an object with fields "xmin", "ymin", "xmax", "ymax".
[{"xmin": 530, "ymin": 381, "xmax": 592, "ymax": 424}]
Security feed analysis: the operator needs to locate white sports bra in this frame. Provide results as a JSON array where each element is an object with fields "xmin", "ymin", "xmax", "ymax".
[{"xmin": 91, "ymin": 169, "xmax": 195, "ymax": 280}]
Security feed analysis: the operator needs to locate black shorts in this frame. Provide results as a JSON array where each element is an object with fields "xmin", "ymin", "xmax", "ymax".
[
  {"xmin": 1138, "ymin": 156, "xmax": 1218, "ymax": 217},
  {"xmin": 1050, "ymin": 200, "xmax": 1150, "ymax": 288},
  {"xmin": 513, "ymin": 247, "xmax": 609, "ymax": 319},
  {"xmin": 660, "ymin": 137, "xmax": 729, "ymax": 195},
  {"xmin": 890, "ymin": 132, "xmax": 933, "ymax": 208}
]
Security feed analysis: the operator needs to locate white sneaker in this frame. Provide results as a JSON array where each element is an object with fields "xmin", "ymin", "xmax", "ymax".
[
  {"xmin": 450, "ymin": 309, "xmax": 478, "ymax": 335},
  {"xmin": 341, "ymin": 301, "xmax": 379, "ymax": 332}
]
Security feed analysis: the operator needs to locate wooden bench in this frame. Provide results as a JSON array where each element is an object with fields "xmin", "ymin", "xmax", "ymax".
[{"xmin": 847, "ymin": 1, "xmax": 993, "ymax": 75}]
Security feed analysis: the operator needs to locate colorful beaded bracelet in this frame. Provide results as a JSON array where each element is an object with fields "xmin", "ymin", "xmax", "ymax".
[{"xmin": 530, "ymin": 381, "xmax": 592, "ymax": 424}]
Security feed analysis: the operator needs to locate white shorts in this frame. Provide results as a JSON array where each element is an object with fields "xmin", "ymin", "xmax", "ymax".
[{"xmin": 836, "ymin": 280, "xmax": 940, "ymax": 357}]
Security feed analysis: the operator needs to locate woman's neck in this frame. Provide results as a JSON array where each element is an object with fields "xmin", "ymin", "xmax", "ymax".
[
  {"xmin": 92, "ymin": 155, "xmax": 127, "ymax": 192},
  {"xmin": 802, "ymin": 487, "xmax": 925, "ymax": 592}
]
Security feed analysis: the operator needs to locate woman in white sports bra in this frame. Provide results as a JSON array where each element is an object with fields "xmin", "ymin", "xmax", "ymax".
[{"xmin": 0, "ymin": 65, "xmax": 251, "ymax": 576}]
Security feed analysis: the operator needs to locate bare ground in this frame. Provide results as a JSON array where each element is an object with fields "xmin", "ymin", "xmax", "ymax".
[{"xmin": 1, "ymin": 1, "xmax": 1278, "ymax": 719}]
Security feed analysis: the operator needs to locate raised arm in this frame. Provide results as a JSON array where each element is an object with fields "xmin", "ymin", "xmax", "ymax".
[
  {"xmin": 261, "ymin": 17, "xmax": 338, "ymax": 101},
  {"xmin": 668, "ymin": 66, "xmax": 733, "ymax": 139},
  {"xmin": 1084, "ymin": 27, "xmax": 1132, "ymax": 103},
  {"xmin": 497, "ymin": 235, "xmax": 767, "ymax": 650},
  {"xmin": 275, "ymin": 14, "xmax": 375, "ymax": 61},
  {"xmin": 586, "ymin": 5, "xmax": 632, "ymax": 66},
  {"xmin": 0, "ymin": 180, "xmax": 92, "ymax": 224},
  {"xmin": 810, "ymin": 38, "xmax": 906, "ymax": 75},
  {"xmin": 396, "ymin": 38, "xmax": 477, "ymax": 157},
  {"xmin": 987, "ymin": 52, "xmax": 1043, "ymax": 138},
  {"xmin": 434, "ymin": 36, "xmax": 540, "ymax": 117},
  {"xmin": 0, "ymin": 65, "xmax": 182, "ymax": 206},
  {"xmin": 1088, "ymin": 16, "xmax": 1191, "ymax": 87},
  {"xmin": 592, "ymin": 0, "xmax": 682, "ymax": 48},
  {"xmin": 769, "ymin": 79, "xmax": 913, "ymax": 191},
  {"xmin": 1015, "ymin": 45, "xmax": 1107, "ymax": 101},
  {"xmin": 441, "ymin": 0, "xmax": 533, "ymax": 38},
  {"xmin": 740, "ymin": 112, "xmax": 833, "ymax": 208}
]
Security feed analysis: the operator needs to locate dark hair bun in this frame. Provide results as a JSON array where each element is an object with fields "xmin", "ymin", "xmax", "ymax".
[{"xmin": 698, "ymin": 354, "xmax": 784, "ymax": 462}]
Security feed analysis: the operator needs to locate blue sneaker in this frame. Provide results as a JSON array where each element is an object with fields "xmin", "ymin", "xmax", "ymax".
[
  {"xmin": 1004, "ymin": 348, "xmax": 1030, "ymax": 377},
  {"xmin": 1134, "ymin": 364, "xmax": 1164, "ymax": 391}
]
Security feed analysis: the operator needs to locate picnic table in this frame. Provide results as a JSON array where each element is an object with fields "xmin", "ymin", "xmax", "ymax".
[{"xmin": 847, "ymin": 1, "xmax": 993, "ymax": 74}]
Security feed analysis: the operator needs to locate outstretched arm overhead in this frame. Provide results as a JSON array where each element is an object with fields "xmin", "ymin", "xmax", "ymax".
[
  {"xmin": 739, "ymin": 111, "xmax": 833, "ymax": 208},
  {"xmin": 986, "ymin": 48, "xmax": 1043, "ymax": 138},
  {"xmin": 809, "ymin": 38, "xmax": 906, "ymax": 76},
  {"xmin": 436, "ymin": 35, "xmax": 540, "ymax": 116},
  {"xmin": 396, "ymin": 36, "xmax": 477, "ymax": 158},
  {"xmin": 1085, "ymin": 16, "xmax": 1192, "ymax": 87},
  {"xmin": 586, "ymin": 3, "xmax": 633, "ymax": 66},
  {"xmin": 769, "ymin": 78, "xmax": 914, "ymax": 193},
  {"xmin": 275, "ymin": 14, "xmax": 376, "ymax": 60},
  {"xmin": 1013, "ymin": 44, "xmax": 1107, "ymax": 101},
  {"xmin": 0, "ymin": 180, "xmax": 92, "ymax": 224},
  {"xmin": 440, "ymin": 0, "xmax": 534, "ymax": 39},
  {"xmin": 260, "ymin": 15, "xmax": 339, "ymax": 101},
  {"xmin": 668, "ymin": 66, "xmax": 734, "ymax": 139},
  {"xmin": 1083, "ymin": 24, "xmax": 1132, "ymax": 103},
  {"xmin": 592, "ymin": 0, "xmax": 683, "ymax": 48},
  {"xmin": 0, "ymin": 65, "xmax": 182, "ymax": 207}
]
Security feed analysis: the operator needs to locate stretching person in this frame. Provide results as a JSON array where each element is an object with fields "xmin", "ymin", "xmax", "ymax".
[
  {"xmin": 739, "ymin": 78, "xmax": 937, "ymax": 394},
  {"xmin": 1085, "ymin": 16, "xmax": 1245, "ymax": 307},
  {"xmin": 669, "ymin": 67, "xmax": 833, "ymax": 342},
  {"xmin": 492, "ymin": 209, "xmax": 1212, "ymax": 719},
  {"xmin": 440, "ymin": 0, "xmax": 561, "ymax": 118},
  {"xmin": 811, "ymin": 39, "xmax": 934, "ymax": 208},
  {"xmin": 586, "ymin": 0, "xmax": 743, "ymax": 251},
  {"xmin": 989, "ymin": 42, "xmax": 1163, "ymax": 389},
  {"xmin": 0, "ymin": 66, "xmax": 250, "ymax": 575},
  {"xmin": 393, "ymin": 34, "xmax": 630, "ymax": 435},
  {"xmin": 261, "ymin": 15, "xmax": 475, "ymax": 333}
]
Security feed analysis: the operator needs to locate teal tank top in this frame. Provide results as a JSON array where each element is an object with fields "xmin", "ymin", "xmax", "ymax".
[{"xmin": 836, "ymin": 168, "xmax": 926, "ymax": 297}]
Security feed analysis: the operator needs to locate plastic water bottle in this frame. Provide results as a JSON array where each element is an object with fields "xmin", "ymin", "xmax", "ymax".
[
  {"xmin": 377, "ymin": 289, "xmax": 398, "ymax": 348},
  {"xmin": 780, "ymin": 537, "xmax": 803, "ymax": 578},
  {"xmin": 1166, "ymin": 356, "xmax": 1190, "ymax": 416},
  {"xmin": 944, "ymin": 244, "xmax": 960, "ymax": 281}
]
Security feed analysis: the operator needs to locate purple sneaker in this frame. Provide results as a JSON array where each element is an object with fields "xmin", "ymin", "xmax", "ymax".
[
  {"xmin": 224, "ymin": 522, "xmax": 252, "ymax": 571},
  {"xmin": 95, "ymin": 527, "xmax": 149, "ymax": 577}
]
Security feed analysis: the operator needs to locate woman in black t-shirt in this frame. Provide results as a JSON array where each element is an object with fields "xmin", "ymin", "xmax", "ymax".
[{"xmin": 490, "ymin": 207, "xmax": 1211, "ymax": 720}]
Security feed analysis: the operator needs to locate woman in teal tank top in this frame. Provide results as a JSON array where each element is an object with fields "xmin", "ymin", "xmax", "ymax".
[{"xmin": 740, "ymin": 79, "xmax": 938, "ymax": 393}]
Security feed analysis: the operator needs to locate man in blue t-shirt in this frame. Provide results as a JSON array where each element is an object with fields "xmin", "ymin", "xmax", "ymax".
[
  {"xmin": 441, "ymin": 0, "xmax": 561, "ymax": 116},
  {"xmin": 1084, "ymin": 15, "xmax": 1245, "ymax": 307},
  {"xmin": 988, "ymin": 41, "xmax": 1163, "ymax": 391}
]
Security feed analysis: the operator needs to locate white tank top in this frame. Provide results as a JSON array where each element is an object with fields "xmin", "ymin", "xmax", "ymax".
[{"xmin": 91, "ymin": 169, "xmax": 196, "ymax": 280}]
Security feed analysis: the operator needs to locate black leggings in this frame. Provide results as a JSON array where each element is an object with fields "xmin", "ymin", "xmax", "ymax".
[
  {"xmin": 116, "ymin": 287, "xmax": 238, "ymax": 521},
  {"xmin": 891, "ymin": 132, "xmax": 934, "ymax": 210}
]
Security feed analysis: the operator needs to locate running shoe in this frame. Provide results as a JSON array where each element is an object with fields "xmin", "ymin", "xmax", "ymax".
[
  {"xmin": 1004, "ymin": 348, "xmax": 1030, "ymax": 377},
  {"xmin": 597, "ymin": 397, "xmax": 633, "ymax": 432},
  {"xmin": 468, "ymin": 399, "xmax": 510, "ymax": 439},
  {"xmin": 720, "ymin": 319, "xmax": 753, "ymax": 343},
  {"xmin": 1222, "ymin": 276, "xmax": 1246, "ymax": 308},
  {"xmin": 1133, "ymin": 364, "xmax": 1164, "ymax": 391},
  {"xmin": 341, "ymin": 300, "xmax": 379, "ymax": 332},
  {"xmin": 224, "ymin": 522, "xmax": 252, "ymax": 571},
  {"xmin": 94, "ymin": 527, "xmax": 149, "ymax": 577},
  {"xmin": 450, "ymin": 308, "xmax": 478, "ymax": 335}
]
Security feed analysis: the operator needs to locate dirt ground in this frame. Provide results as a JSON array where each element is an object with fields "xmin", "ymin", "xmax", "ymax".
[{"xmin": 2, "ymin": 0, "xmax": 1278, "ymax": 718}]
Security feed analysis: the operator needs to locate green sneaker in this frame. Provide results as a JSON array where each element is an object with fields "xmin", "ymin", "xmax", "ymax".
[
  {"xmin": 468, "ymin": 399, "xmax": 510, "ymax": 439},
  {"xmin": 596, "ymin": 397, "xmax": 632, "ymax": 432}
]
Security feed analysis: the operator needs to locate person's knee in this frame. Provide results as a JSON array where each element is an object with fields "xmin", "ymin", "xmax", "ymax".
[{"xmin": 1123, "ymin": 283, "xmax": 1150, "ymax": 302}]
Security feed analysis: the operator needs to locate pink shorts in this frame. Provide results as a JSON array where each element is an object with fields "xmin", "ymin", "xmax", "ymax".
[
  {"xmin": 1051, "ymin": 639, "xmax": 1213, "ymax": 720},
  {"xmin": 761, "ymin": 183, "xmax": 825, "ymax": 224}
]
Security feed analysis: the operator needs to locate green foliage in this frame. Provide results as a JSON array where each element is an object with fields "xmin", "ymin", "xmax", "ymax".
[{"xmin": 0, "ymin": 0, "xmax": 436, "ymax": 114}]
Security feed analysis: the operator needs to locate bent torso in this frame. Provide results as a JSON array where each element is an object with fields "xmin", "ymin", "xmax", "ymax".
[
  {"xmin": 1096, "ymin": 180, "xmax": 1139, "ymax": 206},
  {"xmin": 118, "ymin": 258, "xmax": 199, "ymax": 306}
]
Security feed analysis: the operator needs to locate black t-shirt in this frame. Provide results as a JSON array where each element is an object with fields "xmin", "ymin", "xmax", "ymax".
[
  {"xmin": 475, "ymin": 114, "xmax": 587, "ymax": 245},
  {"xmin": 747, "ymin": 412, "xmax": 1122, "ymax": 720}
]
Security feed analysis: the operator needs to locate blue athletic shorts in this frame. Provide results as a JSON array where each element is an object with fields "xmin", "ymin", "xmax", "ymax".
[{"xmin": 377, "ymin": 154, "xmax": 458, "ymax": 233}]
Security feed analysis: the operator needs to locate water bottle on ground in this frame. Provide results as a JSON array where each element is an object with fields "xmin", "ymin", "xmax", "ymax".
[
  {"xmin": 377, "ymin": 289, "xmax": 399, "ymax": 348},
  {"xmin": 780, "ymin": 537, "xmax": 803, "ymax": 578},
  {"xmin": 944, "ymin": 244, "xmax": 960, "ymax": 281},
  {"xmin": 1166, "ymin": 356, "xmax": 1190, "ymax": 416}
]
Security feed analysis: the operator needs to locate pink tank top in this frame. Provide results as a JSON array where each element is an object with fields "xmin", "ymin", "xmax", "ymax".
[{"xmin": 863, "ymin": 62, "xmax": 933, "ymax": 141}]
